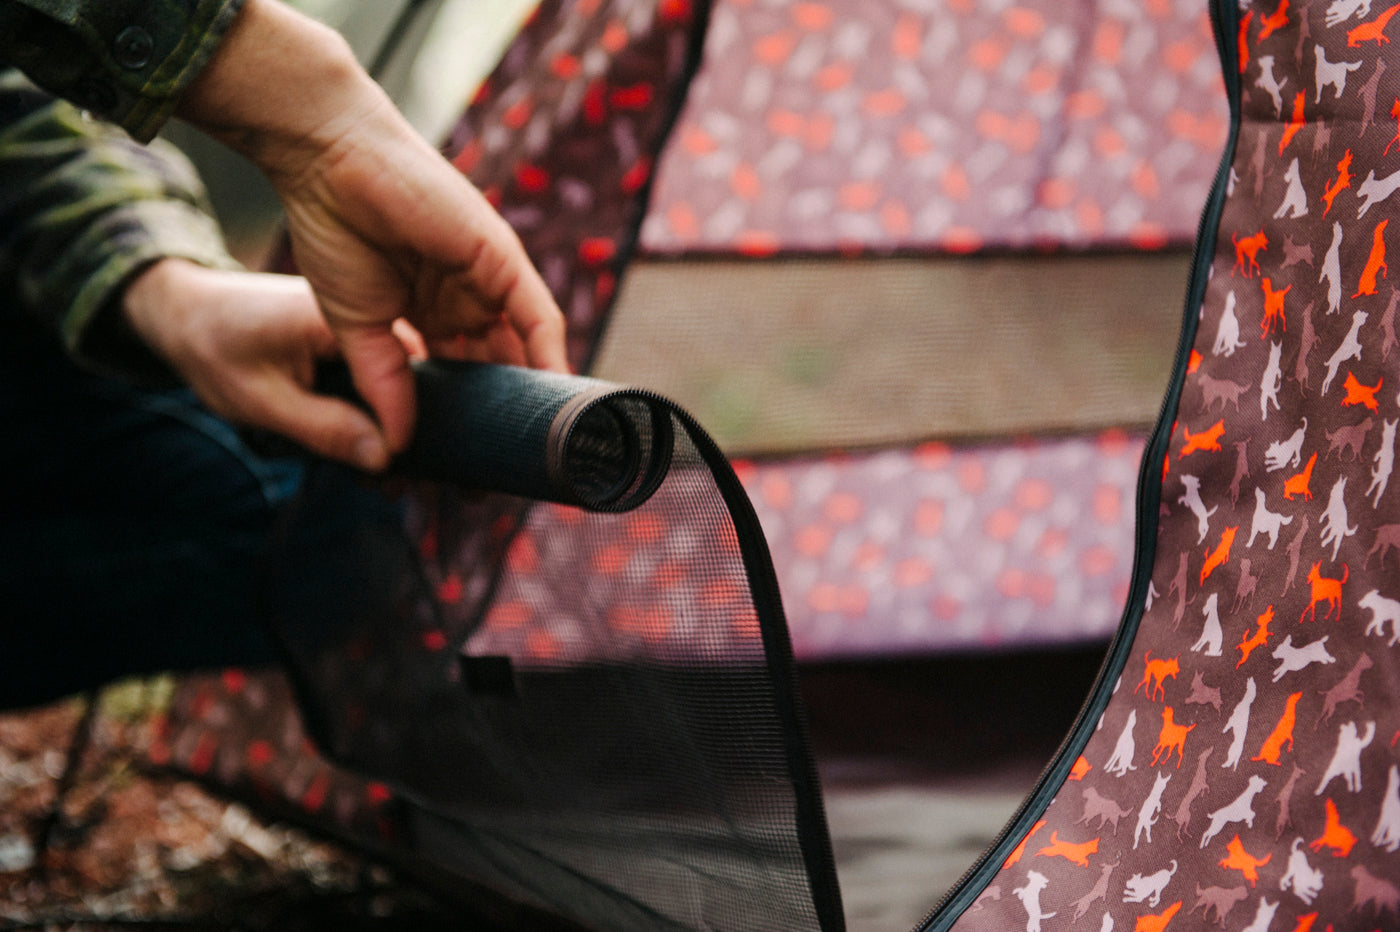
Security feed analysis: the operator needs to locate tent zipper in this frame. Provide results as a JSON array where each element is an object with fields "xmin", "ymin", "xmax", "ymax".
[{"xmin": 911, "ymin": 1, "xmax": 1242, "ymax": 928}]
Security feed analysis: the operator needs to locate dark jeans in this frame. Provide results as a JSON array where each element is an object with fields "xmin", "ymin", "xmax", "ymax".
[{"xmin": 0, "ymin": 320, "xmax": 297, "ymax": 709}]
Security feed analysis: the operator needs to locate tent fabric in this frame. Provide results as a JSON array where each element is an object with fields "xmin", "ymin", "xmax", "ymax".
[
  {"xmin": 639, "ymin": 0, "xmax": 1228, "ymax": 256},
  {"xmin": 586, "ymin": 0, "xmax": 1225, "ymax": 658},
  {"xmin": 928, "ymin": 1, "xmax": 1400, "ymax": 928},
  {"xmin": 439, "ymin": 0, "xmax": 705, "ymax": 372},
  {"xmin": 142, "ymin": 0, "xmax": 1237, "ymax": 928},
  {"xmin": 735, "ymin": 432, "xmax": 1143, "ymax": 658}
]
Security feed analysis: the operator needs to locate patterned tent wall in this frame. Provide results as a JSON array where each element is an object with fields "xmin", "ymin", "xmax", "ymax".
[
  {"xmin": 146, "ymin": 0, "xmax": 1232, "ymax": 928},
  {"xmin": 594, "ymin": 0, "xmax": 1229, "ymax": 657}
]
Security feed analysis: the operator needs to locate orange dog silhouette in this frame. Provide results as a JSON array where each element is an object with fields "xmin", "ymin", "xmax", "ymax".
[
  {"xmin": 1260, "ymin": 0, "xmax": 1290, "ymax": 38},
  {"xmin": 1233, "ymin": 230, "xmax": 1269, "ymax": 277},
  {"xmin": 1237, "ymin": 604, "xmax": 1274, "ymax": 668},
  {"xmin": 1284, "ymin": 452, "xmax": 1317, "ymax": 501},
  {"xmin": 1348, "ymin": 2, "xmax": 1400, "ymax": 47},
  {"xmin": 1251, "ymin": 691, "xmax": 1301, "ymax": 765},
  {"xmin": 1354, "ymin": 219, "xmax": 1388, "ymax": 297},
  {"xmin": 1036, "ymin": 830, "xmax": 1099, "ymax": 867},
  {"xmin": 1301, "ymin": 562, "xmax": 1348, "ymax": 622},
  {"xmin": 1003, "ymin": 819, "xmax": 1046, "ymax": 868},
  {"xmin": 1342, "ymin": 372, "xmax": 1383, "ymax": 411},
  {"xmin": 1134, "ymin": 651, "xmax": 1180, "ymax": 702},
  {"xmin": 1069, "ymin": 755, "xmax": 1092, "ymax": 782},
  {"xmin": 1261, "ymin": 278, "xmax": 1291, "ymax": 337},
  {"xmin": 1151, "ymin": 706, "xmax": 1196, "ymax": 768},
  {"xmin": 1322, "ymin": 149, "xmax": 1353, "ymax": 215},
  {"xmin": 1389, "ymin": 98, "xmax": 1400, "ymax": 156},
  {"xmin": 1134, "ymin": 900, "xmax": 1182, "ymax": 932},
  {"xmin": 1181, "ymin": 420, "xmax": 1226, "ymax": 457},
  {"xmin": 1239, "ymin": 11, "xmax": 1254, "ymax": 73},
  {"xmin": 1201, "ymin": 526, "xmax": 1238, "ymax": 585},
  {"xmin": 1291, "ymin": 912, "xmax": 1319, "ymax": 932},
  {"xmin": 1309, "ymin": 798, "xmax": 1357, "ymax": 856},
  {"xmin": 1281, "ymin": 92, "xmax": 1306, "ymax": 154},
  {"xmin": 1219, "ymin": 834, "xmax": 1272, "ymax": 886}
]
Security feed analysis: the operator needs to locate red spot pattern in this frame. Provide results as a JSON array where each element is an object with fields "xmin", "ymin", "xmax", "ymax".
[
  {"xmin": 440, "ymin": 0, "xmax": 700, "ymax": 370},
  {"xmin": 642, "ymin": 0, "xmax": 1226, "ymax": 256}
]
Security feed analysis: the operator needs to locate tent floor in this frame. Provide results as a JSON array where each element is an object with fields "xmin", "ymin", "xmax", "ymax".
[{"xmin": 801, "ymin": 646, "xmax": 1106, "ymax": 930}]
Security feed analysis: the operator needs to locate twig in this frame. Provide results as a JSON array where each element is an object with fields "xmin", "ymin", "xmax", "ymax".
[{"xmin": 32, "ymin": 690, "xmax": 100, "ymax": 875}]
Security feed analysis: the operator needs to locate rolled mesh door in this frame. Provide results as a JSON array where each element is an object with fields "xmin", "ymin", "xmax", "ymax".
[{"xmin": 261, "ymin": 361, "xmax": 844, "ymax": 932}]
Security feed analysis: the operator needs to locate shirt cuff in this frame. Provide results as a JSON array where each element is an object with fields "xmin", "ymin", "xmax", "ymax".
[
  {"xmin": 115, "ymin": 0, "xmax": 248, "ymax": 143},
  {"xmin": 61, "ymin": 198, "xmax": 242, "ymax": 382},
  {"xmin": 1, "ymin": 0, "xmax": 247, "ymax": 144}
]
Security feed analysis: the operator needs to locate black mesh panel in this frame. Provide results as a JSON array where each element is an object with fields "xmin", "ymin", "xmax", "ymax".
[{"xmin": 261, "ymin": 364, "xmax": 843, "ymax": 931}]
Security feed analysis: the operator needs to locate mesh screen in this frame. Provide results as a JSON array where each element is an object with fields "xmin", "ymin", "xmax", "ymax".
[
  {"xmin": 261, "ymin": 375, "xmax": 843, "ymax": 931},
  {"xmin": 595, "ymin": 253, "xmax": 1190, "ymax": 454}
]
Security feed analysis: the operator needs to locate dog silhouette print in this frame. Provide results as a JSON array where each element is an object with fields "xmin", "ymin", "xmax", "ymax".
[
  {"xmin": 1310, "ymin": 797, "xmax": 1358, "ymax": 856},
  {"xmin": 1322, "ymin": 149, "xmax": 1355, "ymax": 213},
  {"xmin": 1182, "ymin": 420, "xmax": 1226, "ymax": 457},
  {"xmin": 1261, "ymin": 278, "xmax": 1291, "ymax": 337},
  {"xmin": 1237, "ymin": 604, "xmax": 1275, "ymax": 668},
  {"xmin": 1035, "ymin": 830, "xmax": 1099, "ymax": 868},
  {"xmin": 1301, "ymin": 562, "xmax": 1348, "ymax": 621},
  {"xmin": 1201, "ymin": 775, "xmax": 1270, "ymax": 847},
  {"xmin": 1201, "ymin": 526, "xmax": 1238, "ymax": 584},
  {"xmin": 1151, "ymin": 707, "xmax": 1195, "ymax": 768},
  {"xmin": 1218, "ymin": 835, "xmax": 1272, "ymax": 886},
  {"xmin": 1251, "ymin": 691, "xmax": 1302, "ymax": 764},
  {"xmin": 1342, "ymin": 371, "xmax": 1384, "ymax": 410},
  {"xmin": 1233, "ymin": 229, "xmax": 1269, "ymax": 276},
  {"xmin": 1347, "ymin": 2, "xmax": 1400, "ymax": 46},
  {"xmin": 1354, "ymin": 219, "xmax": 1389, "ymax": 296},
  {"xmin": 1134, "ymin": 652, "xmax": 1180, "ymax": 702}
]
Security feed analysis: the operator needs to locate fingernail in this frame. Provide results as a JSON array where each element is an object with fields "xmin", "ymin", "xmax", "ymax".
[{"xmin": 355, "ymin": 436, "xmax": 387, "ymax": 471}]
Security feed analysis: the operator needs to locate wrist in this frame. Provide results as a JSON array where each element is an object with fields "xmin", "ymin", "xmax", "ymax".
[{"xmin": 121, "ymin": 259, "xmax": 201, "ymax": 366}]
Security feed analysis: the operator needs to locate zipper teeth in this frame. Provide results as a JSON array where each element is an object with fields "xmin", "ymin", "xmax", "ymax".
[{"xmin": 911, "ymin": 2, "xmax": 1242, "ymax": 929}]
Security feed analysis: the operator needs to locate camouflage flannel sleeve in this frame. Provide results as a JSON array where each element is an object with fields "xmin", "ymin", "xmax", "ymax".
[
  {"xmin": 0, "ymin": 0, "xmax": 245, "ymax": 144},
  {"xmin": 0, "ymin": 69, "xmax": 239, "ymax": 380}
]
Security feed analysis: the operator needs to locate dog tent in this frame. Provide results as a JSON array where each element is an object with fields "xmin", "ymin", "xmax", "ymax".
[{"xmin": 142, "ymin": 1, "xmax": 1228, "ymax": 928}]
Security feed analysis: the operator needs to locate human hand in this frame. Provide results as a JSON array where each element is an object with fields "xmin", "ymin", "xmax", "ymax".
[
  {"xmin": 176, "ymin": 0, "xmax": 568, "ymax": 459},
  {"xmin": 122, "ymin": 259, "xmax": 411, "ymax": 471}
]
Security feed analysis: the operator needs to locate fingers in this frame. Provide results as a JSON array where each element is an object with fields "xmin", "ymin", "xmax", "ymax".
[
  {"xmin": 365, "ymin": 153, "xmax": 569, "ymax": 373},
  {"xmin": 253, "ymin": 372, "xmax": 391, "ymax": 472},
  {"xmin": 464, "ymin": 208, "xmax": 569, "ymax": 373},
  {"xmin": 391, "ymin": 318, "xmax": 429, "ymax": 360},
  {"xmin": 273, "ymin": 110, "xmax": 569, "ymax": 382},
  {"xmin": 506, "ymin": 271, "xmax": 570, "ymax": 374},
  {"xmin": 425, "ymin": 319, "xmax": 528, "ymax": 367},
  {"xmin": 335, "ymin": 324, "xmax": 417, "ymax": 457}
]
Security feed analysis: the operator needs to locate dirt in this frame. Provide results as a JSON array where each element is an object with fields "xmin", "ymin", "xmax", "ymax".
[{"xmin": 0, "ymin": 684, "xmax": 465, "ymax": 931}]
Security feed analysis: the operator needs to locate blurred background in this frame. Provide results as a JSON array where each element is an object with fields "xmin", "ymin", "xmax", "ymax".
[{"xmin": 1, "ymin": 1, "xmax": 1227, "ymax": 929}]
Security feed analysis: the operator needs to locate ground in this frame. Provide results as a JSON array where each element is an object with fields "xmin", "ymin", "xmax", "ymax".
[{"xmin": 0, "ymin": 682, "xmax": 463, "ymax": 931}]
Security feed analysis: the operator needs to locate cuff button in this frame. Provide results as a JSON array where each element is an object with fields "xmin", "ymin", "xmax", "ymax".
[{"xmin": 115, "ymin": 26, "xmax": 155, "ymax": 70}]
